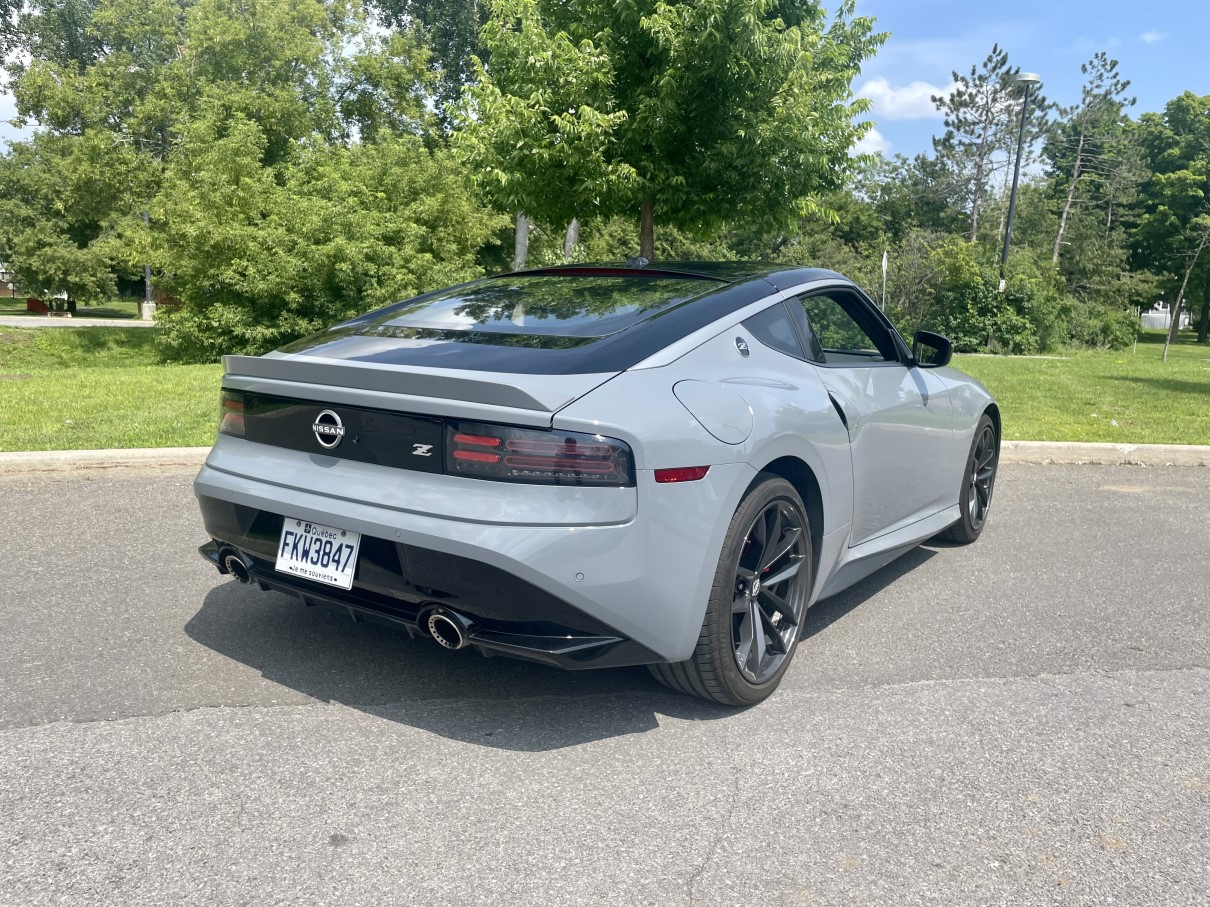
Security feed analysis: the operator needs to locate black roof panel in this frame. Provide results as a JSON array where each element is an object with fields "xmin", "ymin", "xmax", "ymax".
[{"xmin": 278, "ymin": 264, "xmax": 853, "ymax": 374}]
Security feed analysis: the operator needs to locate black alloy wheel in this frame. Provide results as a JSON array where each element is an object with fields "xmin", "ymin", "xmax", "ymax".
[
  {"xmin": 732, "ymin": 498, "xmax": 810, "ymax": 684},
  {"xmin": 942, "ymin": 413, "xmax": 999, "ymax": 544},
  {"xmin": 650, "ymin": 474, "xmax": 813, "ymax": 705}
]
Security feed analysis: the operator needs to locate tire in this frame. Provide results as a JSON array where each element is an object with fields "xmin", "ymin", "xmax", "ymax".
[
  {"xmin": 649, "ymin": 474, "xmax": 813, "ymax": 706},
  {"xmin": 940, "ymin": 413, "xmax": 999, "ymax": 545}
]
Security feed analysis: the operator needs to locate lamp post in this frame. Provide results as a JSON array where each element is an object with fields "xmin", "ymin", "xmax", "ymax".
[{"xmin": 999, "ymin": 71, "xmax": 1041, "ymax": 291}]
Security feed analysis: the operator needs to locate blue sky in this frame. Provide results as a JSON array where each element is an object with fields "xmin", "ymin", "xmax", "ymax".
[
  {"xmin": 853, "ymin": 0, "xmax": 1210, "ymax": 158},
  {"xmin": 2, "ymin": 1, "xmax": 1208, "ymax": 152}
]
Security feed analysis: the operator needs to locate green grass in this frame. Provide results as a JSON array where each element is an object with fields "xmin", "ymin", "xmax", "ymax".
[
  {"xmin": 1, "ymin": 326, "xmax": 1208, "ymax": 452},
  {"xmin": 0, "ymin": 296, "xmax": 143, "ymax": 319},
  {"xmin": 954, "ymin": 330, "xmax": 1210, "ymax": 445},
  {"xmin": 0, "ymin": 327, "xmax": 222, "ymax": 451}
]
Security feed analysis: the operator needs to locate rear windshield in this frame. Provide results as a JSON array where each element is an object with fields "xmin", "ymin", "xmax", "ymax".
[{"xmin": 365, "ymin": 275, "xmax": 716, "ymax": 339}]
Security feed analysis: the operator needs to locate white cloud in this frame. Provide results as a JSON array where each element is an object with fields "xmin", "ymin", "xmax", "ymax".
[
  {"xmin": 857, "ymin": 77, "xmax": 954, "ymax": 120},
  {"xmin": 852, "ymin": 127, "xmax": 890, "ymax": 157},
  {"xmin": 1139, "ymin": 30, "xmax": 1169, "ymax": 43}
]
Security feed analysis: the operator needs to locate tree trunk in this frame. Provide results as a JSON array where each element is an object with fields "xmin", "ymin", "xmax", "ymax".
[
  {"xmin": 513, "ymin": 212, "xmax": 530, "ymax": 271},
  {"xmin": 969, "ymin": 109, "xmax": 993, "ymax": 243},
  {"xmin": 1053, "ymin": 125, "xmax": 1086, "ymax": 264},
  {"xmin": 1163, "ymin": 228, "xmax": 1209, "ymax": 363},
  {"xmin": 66, "ymin": 296, "xmax": 77, "ymax": 314},
  {"xmin": 640, "ymin": 197, "xmax": 655, "ymax": 260},
  {"xmin": 996, "ymin": 156, "xmax": 1012, "ymax": 251},
  {"xmin": 1199, "ymin": 282, "xmax": 1209, "ymax": 344},
  {"xmin": 563, "ymin": 218, "xmax": 580, "ymax": 262}
]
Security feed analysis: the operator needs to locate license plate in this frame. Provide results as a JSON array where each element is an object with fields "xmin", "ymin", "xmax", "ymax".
[{"xmin": 275, "ymin": 518, "xmax": 361, "ymax": 590}]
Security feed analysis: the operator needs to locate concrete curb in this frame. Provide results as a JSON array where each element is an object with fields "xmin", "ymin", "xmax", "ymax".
[
  {"xmin": 1, "ymin": 441, "xmax": 1208, "ymax": 477},
  {"xmin": 0, "ymin": 316, "xmax": 156, "ymax": 328},
  {"xmin": 0, "ymin": 447, "xmax": 209, "ymax": 476},
  {"xmin": 1000, "ymin": 441, "xmax": 1210, "ymax": 467}
]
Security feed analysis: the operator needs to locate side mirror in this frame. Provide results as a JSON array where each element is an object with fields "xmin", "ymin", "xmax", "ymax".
[{"xmin": 912, "ymin": 330, "xmax": 953, "ymax": 368}]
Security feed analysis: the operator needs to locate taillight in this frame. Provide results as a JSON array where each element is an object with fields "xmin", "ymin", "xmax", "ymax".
[
  {"xmin": 654, "ymin": 466, "xmax": 710, "ymax": 483},
  {"xmin": 446, "ymin": 421, "xmax": 634, "ymax": 487},
  {"xmin": 219, "ymin": 388, "xmax": 245, "ymax": 437}
]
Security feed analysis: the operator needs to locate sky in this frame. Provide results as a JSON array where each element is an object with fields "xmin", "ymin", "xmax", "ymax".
[
  {"xmin": 852, "ymin": 0, "xmax": 1210, "ymax": 158},
  {"xmin": 2, "ymin": 0, "xmax": 1208, "ymax": 151}
]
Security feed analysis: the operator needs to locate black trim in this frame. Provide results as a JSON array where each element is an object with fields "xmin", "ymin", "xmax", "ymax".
[
  {"xmin": 277, "ymin": 267, "xmax": 848, "ymax": 375},
  {"xmin": 197, "ymin": 498, "xmax": 663, "ymax": 670}
]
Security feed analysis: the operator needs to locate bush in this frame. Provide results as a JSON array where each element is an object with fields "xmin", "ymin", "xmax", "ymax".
[{"xmin": 149, "ymin": 123, "xmax": 506, "ymax": 363}]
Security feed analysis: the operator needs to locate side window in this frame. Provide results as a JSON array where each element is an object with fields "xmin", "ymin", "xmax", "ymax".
[
  {"xmin": 743, "ymin": 302, "xmax": 805, "ymax": 359},
  {"xmin": 794, "ymin": 292, "xmax": 899, "ymax": 364}
]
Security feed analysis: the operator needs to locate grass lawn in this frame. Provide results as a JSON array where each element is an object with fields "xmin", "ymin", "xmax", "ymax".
[
  {"xmin": 0, "ymin": 296, "xmax": 143, "ymax": 319},
  {"xmin": 1, "ymin": 325, "xmax": 1207, "ymax": 452},
  {"xmin": 954, "ymin": 330, "xmax": 1210, "ymax": 445},
  {"xmin": 0, "ymin": 328, "xmax": 222, "ymax": 451}
]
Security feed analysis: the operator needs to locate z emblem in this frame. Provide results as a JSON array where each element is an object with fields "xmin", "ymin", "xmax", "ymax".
[{"xmin": 411, "ymin": 443, "xmax": 434, "ymax": 457}]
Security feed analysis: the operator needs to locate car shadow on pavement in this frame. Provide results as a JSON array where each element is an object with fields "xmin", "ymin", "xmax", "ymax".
[{"xmin": 184, "ymin": 546, "xmax": 934, "ymax": 752}]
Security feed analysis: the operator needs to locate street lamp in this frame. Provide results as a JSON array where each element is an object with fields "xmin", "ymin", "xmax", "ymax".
[{"xmin": 999, "ymin": 71, "xmax": 1042, "ymax": 291}]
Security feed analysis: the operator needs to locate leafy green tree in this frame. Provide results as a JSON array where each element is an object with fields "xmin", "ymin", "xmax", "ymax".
[
  {"xmin": 932, "ymin": 44, "xmax": 1048, "ymax": 245},
  {"xmin": 0, "ymin": 130, "xmax": 153, "ymax": 310},
  {"xmin": 1047, "ymin": 53, "xmax": 1135, "ymax": 264},
  {"xmin": 146, "ymin": 114, "xmax": 504, "ymax": 361},
  {"xmin": 458, "ymin": 0, "xmax": 884, "ymax": 259},
  {"xmin": 1134, "ymin": 92, "xmax": 1210, "ymax": 349},
  {"xmin": 369, "ymin": 0, "xmax": 488, "ymax": 115}
]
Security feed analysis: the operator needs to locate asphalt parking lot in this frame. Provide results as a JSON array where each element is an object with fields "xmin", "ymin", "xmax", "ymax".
[{"xmin": 1, "ymin": 463, "xmax": 1207, "ymax": 906}]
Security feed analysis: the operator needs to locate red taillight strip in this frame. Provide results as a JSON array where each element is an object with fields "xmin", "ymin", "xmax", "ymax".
[
  {"xmin": 454, "ymin": 433, "xmax": 502, "ymax": 448},
  {"xmin": 504, "ymin": 438, "xmax": 615, "ymax": 457},
  {"xmin": 503, "ymin": 456, "xmax": 617, "ymax": 474},
  {"xmin": 453, "ymin": 450, "xmax": 502, "ymax": 463},
  {"xmin": 654, "ymin": 466, "xmax": 710, "ymax": 483}
]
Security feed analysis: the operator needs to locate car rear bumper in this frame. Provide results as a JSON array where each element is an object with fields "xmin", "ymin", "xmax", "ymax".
[{"xmin": 194, "ymin": 449, "xmax": 756, "ymax": 664}]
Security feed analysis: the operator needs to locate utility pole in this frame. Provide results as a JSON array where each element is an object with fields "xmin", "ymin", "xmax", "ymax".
[
  {"xmin": 1000, "ymin": 72, "xmax": 1042, "ymax": 291},
  {"xmin": 141, "ymin": 212, "xmax": 156, "ymax": 320}
]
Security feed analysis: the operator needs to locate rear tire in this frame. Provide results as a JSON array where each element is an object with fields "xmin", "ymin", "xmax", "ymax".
[
  {"xmin": 649, "ymin": 474, "xmax": 813, "ymax": 705},
  {"xmin": 940, "ymin": 413, "xmax": 998, "ymax": 544}
]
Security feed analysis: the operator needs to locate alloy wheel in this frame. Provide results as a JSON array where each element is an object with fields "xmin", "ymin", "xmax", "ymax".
[
  {"xmin": 731, "ymin": 498, "xmax": 810, "ymax": 684},
  {"xmin": 968, "ymin": 424, "xmax": 997, "ymax": 530}
]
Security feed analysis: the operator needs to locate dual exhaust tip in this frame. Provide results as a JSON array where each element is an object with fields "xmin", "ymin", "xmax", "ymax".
[
  {"xmin": 218, "ymin": 545, "xmax": 473, "ymax": 651},
  {"xmin": 219, "ymin": 547, "xmax": 253, "ymax": 585},
  {"xmin": 423, "ymin": 607, "xmax": 475, "ymax": 651}
]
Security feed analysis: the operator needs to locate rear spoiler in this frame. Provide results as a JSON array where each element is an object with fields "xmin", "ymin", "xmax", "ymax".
[{"xmin": 222, "ymin": 353, "xmax": 616, "ymax": 415}]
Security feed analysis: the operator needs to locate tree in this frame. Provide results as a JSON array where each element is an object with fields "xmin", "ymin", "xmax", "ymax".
[
  {"xmin": 1047, "ymin": 53, "xmax": 1135, "ymax": 264},
  {"xmin": 932, "ymin": 44, "xmax": 1048, "ymax": 244},
  {"xmin": 368, "ymin": 0, "xmax": 488, "ymax": 115},
  {"xmin": 1134, "ymin": 92, "xmax": 1210, "ymax": 348},
  {"xmin": 457, "ymin": 0, "xmax": 885, "ymax": 259},
  {"xmin": 146, "ymin": 116, "xmax": 505, "ymax": 361},
  {"xmin": 0, "ymin": 131, "xmax": 152, "ymax": 310}
]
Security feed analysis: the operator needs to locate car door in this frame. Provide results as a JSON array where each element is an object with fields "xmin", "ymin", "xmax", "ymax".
[{"xmin": 787, "ymin": 288, "xmax": 955, "ymax": 547}]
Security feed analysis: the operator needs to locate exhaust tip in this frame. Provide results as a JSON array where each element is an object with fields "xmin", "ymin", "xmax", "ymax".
[
  {"xmin": 219, "ymin": 548, "xmax": 253, "ymax": 585},
  {"xmin": 425, "ymin": 609, "xmax": 472, "ymax": 651}
]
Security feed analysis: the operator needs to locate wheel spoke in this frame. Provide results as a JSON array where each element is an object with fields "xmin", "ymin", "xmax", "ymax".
[
  {"xmin": 761, "ymin": 558, "xmax": 802, "ymax": 589},
  {"xmin": 975, "ymin": 483, "xmax": 990, "ymax": 508},
  {"xmin": 734, "ymin": 608, "xmax": 755, "ymax": 670},
  {"xmin": 748, "ymin": 601, "xmax": 767, "ymax": 675},
  {"xmin": 759, "ymin": 586, "xmax": 798, "ymax": 625},
  {"xmin": 756, "ymin": 605, "xmax": 786, "ymax": 654},
  {"xmin": 759, "ymin": 526, "xmax": 801, "ymax": 573}
]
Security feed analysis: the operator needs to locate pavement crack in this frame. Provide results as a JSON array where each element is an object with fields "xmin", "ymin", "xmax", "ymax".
[{"xmin": 685, "ymin": 774, "xmax": 741, "ymax": 907}]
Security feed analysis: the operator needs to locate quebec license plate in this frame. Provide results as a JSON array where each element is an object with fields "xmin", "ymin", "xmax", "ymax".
[{"xmin": 275, "ymin": 518, "xmax": 361, "ymax": 590}]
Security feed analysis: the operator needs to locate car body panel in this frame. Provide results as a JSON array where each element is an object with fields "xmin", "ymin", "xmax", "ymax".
[{"xmin": 194, "ymin": 262, "xmax": 999, "ymax": 671}]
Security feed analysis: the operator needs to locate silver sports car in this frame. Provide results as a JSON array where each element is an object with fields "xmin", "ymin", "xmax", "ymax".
[{"xmin": 195, "ymin": 262, "xmax": 999, "ymax": 704}]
